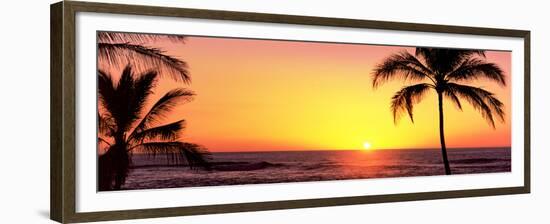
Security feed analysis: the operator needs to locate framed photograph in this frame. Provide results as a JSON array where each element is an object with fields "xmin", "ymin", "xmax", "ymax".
[{"xmin": 50, "ymin": 1, "xmax": 530, "ymax": 223}]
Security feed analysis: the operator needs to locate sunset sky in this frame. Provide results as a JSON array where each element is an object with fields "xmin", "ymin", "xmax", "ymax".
[{"xmin": 98, "ymin": 34, "xmax": 512, "ymax": 152}]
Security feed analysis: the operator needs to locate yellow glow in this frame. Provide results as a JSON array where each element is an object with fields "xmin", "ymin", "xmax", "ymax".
[
  {"xmin": 363, "ymin": 142, "xmax": 372, "ymax": 150},
  {"xmin": 101, "ymin": 35, "xmax": 512, "ymax": 152}
]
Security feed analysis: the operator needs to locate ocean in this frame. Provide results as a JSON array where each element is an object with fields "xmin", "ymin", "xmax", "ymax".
[{"xmin": 121, "ymin": 147, "xmax": 511, "ymax": 190}]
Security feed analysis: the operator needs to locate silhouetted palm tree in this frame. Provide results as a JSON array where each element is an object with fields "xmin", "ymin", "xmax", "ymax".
[
  {"xmin": 98, "ymin": 32, "xmax": 190, "ymax": 83},
  {"xmin": 372, "ymin": 48, "xmax": 506, "ymax": 175},
  {"xmin": 97, "ymin": 65, "xmax": 210, "ymax": 190}
]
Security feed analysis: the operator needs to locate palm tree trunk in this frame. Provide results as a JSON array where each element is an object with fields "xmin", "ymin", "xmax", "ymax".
[
  {"xmin": 111, "ymin": 134, "xmax": 130, "ymax": 190},
  {"xmin": 98, "ymin": 151, "xmax": 114, "ymax": 191},
  {"xmin": 112, "ymin": 144, "xmax": 129, "ymax": 190},
  {"xmin": 437, "ymin": 92, "xmax": 452, "ymax": 175}
]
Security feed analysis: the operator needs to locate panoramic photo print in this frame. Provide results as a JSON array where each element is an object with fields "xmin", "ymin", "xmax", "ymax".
[{"xmin": 96, "ymin": 31, "xmax": 511, "ymax": 191}]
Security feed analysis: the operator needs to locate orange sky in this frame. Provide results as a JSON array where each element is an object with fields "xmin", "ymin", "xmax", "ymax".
[{"xmin": 99, "ymin": 34, "xmax": 512, "ymax": 152}]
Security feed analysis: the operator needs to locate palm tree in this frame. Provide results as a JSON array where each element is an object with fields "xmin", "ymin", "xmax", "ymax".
[
  {"xmin": 98, "ymin": 32, "xmax": 190, "ymax": 83},
  {"xmin": 372, "ymin": 48, "xmax": 506, "ymax": 175},
  {"xmin": 97, "ymin": 65, "xmax": 210, "ymax": 190}
]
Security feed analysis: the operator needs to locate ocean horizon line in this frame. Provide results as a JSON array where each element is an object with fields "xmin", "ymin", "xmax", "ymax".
[
  {"xmin": 209, "ymin": 146, "xmax": 512, "ymax": 153},
  {"xmin": 130, "ymin": 146, "xmax": 512, "ymax": 154}
]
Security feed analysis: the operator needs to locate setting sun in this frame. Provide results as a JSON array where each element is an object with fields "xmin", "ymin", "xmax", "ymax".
[{"xmin": 363, "ymin": 142, "xmax": 372, "ymax": 150}]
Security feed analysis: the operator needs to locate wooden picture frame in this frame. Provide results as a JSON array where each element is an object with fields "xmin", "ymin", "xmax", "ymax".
[{"xmin": 51, "ymin": 1, "xmax": 530, "ymax": 223}]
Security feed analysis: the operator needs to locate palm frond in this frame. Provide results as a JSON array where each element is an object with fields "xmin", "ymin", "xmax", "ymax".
[
  {"xmin": 444, "ymin": 89, "xmax": 463, "ymax": 110},
  {"xmin": 97, "ymin": 70, "xmax": 121, "ymax": 129},
  {"xmin": 129, "ymin": 120, "xmax": 185, "ymax": 144},
  {"xmin": 137, "ymin": 142, "xmax": 211, "ymax": 169},
  {"xmin": 98, "ymin": 43, "xmax": 190, "ymax": 83},
  {"xmin": 446, "ymin": 58, "xmax": 506, "ymax": 85},
  {"xmin": 98, "ymin": 137, "xmax": 112, "ymax": 147},
  {"xmin": 97, "ymin": 70, "xmax": 116, "ymax": 109},
  {"xmin": 98, "ymin": 66, "xmax": 160, "ymax": 132},
  {"xmin": 116, "ymin": 66, "xmax": 140, "ymax": 127},
  {"xmin": 179, "ymin": 143, "xmax": 212, "ymax": 170},
  {"xmin": 446, "ymin": 83, "xmax": 505, "ymax": 127},
  {"xmin": 129, "ymin": 69, "xmax": 158, "ymax": 122},
  {"xmin": 105, "ymin": 66, "xmax": 139, "ymax": 131},
  {"xmin": 403, "ymin": 52, "xmax": 434, "ymax": 75},
  {"xmin": 372, "ymin": 51, "xmax": 433, "ymax": 88},
  {"xmin": 98, "ymin": 32, "xmax": 186, "ymax": 43},
  {"xmin": 133, "ymin": 89, "xmax": 195, "ymax": 133},
  {"xmin": 391, "ymin": 83, "xmax": 433, "ymax": 123},
  {"xmin": 98, "ymin": 112, "xmax": 115, "ymax": 136},
  {"xmin": 415, "ymin": 48, "xmax": 486, "ymax": 74}
]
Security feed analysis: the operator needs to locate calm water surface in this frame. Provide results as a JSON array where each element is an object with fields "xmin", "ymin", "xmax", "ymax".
[{"xmin": 121, "ymin": 147, "xmax": 511, "ymax": 190}]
